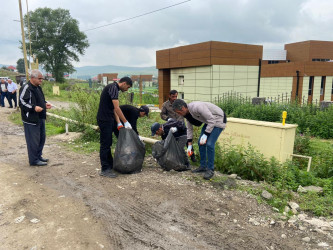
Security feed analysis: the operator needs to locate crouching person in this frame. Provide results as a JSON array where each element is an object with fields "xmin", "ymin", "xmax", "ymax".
[
  {"xmin": 172, "ymin": 99, "xmax": 226, "ymax": 180},
  {"xmin": 151, "ymin": 119, "xmax": 191, "ymax": 169}
]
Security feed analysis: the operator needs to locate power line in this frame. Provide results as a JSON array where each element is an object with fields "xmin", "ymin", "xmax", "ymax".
[{"xmin": 84, "ymin": 0, "xmax": 191, "ymax": 32}]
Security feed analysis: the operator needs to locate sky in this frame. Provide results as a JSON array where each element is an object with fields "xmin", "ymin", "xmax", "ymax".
[{"xmin": 1, "ymin": 0, "xmax": 333, "ymax": 68}]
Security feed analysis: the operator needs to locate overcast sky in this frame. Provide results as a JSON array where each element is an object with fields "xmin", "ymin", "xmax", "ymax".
[{"xmin": 1, "ymin": 0, "xmax": 333, "ymax": 68}]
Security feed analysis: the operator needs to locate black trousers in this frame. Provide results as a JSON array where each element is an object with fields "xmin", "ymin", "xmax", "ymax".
[
  {"xmin": 23, "ymin": 119, "xmax": 46, "ymax": 165},
  {"xmin": 8, "ymin": 92, "xmax": 17, "ymax": 107},
  {"xmin": 98, "ymin": 119, "xmax": 115, "ymax": 171}
]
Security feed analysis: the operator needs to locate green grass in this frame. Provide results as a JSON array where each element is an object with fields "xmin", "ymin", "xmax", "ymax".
[{"xmin": 9, "ymin": 110, "xmax": 65, "ymax": 137}]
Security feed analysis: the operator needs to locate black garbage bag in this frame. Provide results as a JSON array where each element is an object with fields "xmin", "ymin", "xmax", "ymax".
[
  {"xmin": 114, "ymin": 128, "xmax": 146, "ymax": 174},
  {"xmin": 152, "ymin": 131, "xmax": 188, "ymax": 171}
]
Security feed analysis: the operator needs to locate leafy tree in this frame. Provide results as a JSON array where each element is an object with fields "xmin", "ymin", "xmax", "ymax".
[
  {"xmin": 22, "ymin": 8, "xmax": 89, "ymax": 82},
  {"xmin": 16, "ymin": 58, "xmax": 26, "ymax": 73}
]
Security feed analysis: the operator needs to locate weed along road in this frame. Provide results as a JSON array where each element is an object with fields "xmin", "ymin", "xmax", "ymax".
[{"xmin": 0, "ymin": 107, "xmax": 332, "ymax": 250}]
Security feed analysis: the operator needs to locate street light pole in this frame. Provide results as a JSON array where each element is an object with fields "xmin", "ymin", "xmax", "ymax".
[{"xmin": 18, "ymin": 0, "xmax": 29, "ymax": 81}]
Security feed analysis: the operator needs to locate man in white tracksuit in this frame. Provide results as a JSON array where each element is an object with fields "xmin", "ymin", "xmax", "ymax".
[{"xmin": 172, "ymin": 99, "xmax": 227, "ymax": 180}]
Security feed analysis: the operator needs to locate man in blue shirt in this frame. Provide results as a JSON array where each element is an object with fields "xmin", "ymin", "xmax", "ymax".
[{"xmin": 7, "ymin": 79, "xmax": 18, "ymax": 108}]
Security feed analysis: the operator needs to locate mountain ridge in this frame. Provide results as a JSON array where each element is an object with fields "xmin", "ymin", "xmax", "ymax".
[{"xmin": 71, "ymin": 65, "xmax": 158, "ymax": 80}]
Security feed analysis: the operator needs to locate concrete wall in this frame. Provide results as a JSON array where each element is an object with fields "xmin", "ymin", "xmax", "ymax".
[
  {"xmin": 259, "ymin": 77, "xmax": 293, "ymax": 100},
  {"xmin": 170, "ymin": 65, "xmax": 259, "ymax": 102},
  {"xmin": 218, "ymin": 118, "xmax": 298, "ymax": 163}
]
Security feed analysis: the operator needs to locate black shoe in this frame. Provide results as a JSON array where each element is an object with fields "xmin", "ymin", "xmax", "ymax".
[
  {"xmin": 39, "ymin": 157, "xmax": 49, "ymax": 162},
  {"xmin": 190, "ymin": 154, "xmax": 197, "ymax": 162},
  {"xmin": 192, "ymin": 166, "xmax": 207, "ymax": 173},
  {"xmin": 203, "ymin": 170, "xmax": 214, "ymax": 180},
  {"xmin": 99, "ymin": 169, "xmax": 117, "ymax": 178},
  {"xmin": 30, "ymin": 161, "xmax": 48, "ymax": 166}
]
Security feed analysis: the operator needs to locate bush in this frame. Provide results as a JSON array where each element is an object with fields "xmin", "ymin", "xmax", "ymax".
[
  {"xmin": 217, "ymin": 101, "xmax": 333, "ymax": 139},
  {"xmin": 69, "ymin": 87, "xmax": 100, "ymax": 126}
]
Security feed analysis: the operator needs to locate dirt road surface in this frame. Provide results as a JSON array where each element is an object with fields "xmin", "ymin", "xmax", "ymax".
[{"xmin": 0, "ymin": 107, "xmax": 332, "ymax": 250}]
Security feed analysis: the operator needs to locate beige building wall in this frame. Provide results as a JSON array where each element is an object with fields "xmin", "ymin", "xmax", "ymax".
[
  {"xmin": 302, "ymin": 76, "xmax": 310, "ymax": 102},
  {"xmin": 312, "ymin": 77, "xmax": 322, "ymax": 104},
  {"xmin": 260, "ymin": 77, "xmax": 293, "ymax": 101},
  {"xmin": 144, "ymin": 81, "xmax": 153, "ymax": 88},
  {"xmin": 324, "ymin": 76, "xmax": 333, "ymax": 101},
  {"xmin": 170, "ymin": 65, "xmax": 259, "ymax": 102}
]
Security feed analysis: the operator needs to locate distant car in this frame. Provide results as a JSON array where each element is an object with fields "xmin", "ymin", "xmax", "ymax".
[
  {"xmin": 49, "ymin": 78, "xmax": 55, "ymax": 82},
  {"xmin": 0, "ymin": 76, "xmax": 9, "ymax": 81}
]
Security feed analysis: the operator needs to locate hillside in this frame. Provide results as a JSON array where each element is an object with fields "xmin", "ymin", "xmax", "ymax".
[
  {"xmin": 0, "ymin": 69, "xmax": 19, "ymax": 80},
  {"xmin": 70, "ymin": 65, "xmax": 158, "ymax": 80},
  {"xmin": 0, "ymin": 63, "xmax": 158, "ymax": 80}
]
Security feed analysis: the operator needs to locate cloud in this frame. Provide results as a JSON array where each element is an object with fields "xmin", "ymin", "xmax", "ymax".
[{"xmin": 1, "ymin": 0, "xmax": 333, "ymax": 67}]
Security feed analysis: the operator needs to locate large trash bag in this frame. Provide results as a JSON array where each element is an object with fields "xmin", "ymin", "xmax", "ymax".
[
  {"xmin": 152, "ymin": 131, "xmax": 188, "ymax": 171},
  {"xmin": 114, "ymin": 128, "xmax": 146, "ymax": 174}
]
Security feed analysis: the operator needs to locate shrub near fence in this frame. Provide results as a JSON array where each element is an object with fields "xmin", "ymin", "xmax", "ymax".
[{"xmin": 215, "ymin": 92, "xmax": 333, "ymax": 139}]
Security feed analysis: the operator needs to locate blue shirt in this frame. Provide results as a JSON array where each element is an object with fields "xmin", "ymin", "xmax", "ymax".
[{"xmin": 7, "ymin": 82, "xmax": 17, "ymax": 93}]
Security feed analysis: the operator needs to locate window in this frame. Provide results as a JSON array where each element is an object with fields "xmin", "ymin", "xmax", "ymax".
[
  {"xmin": 312, "ymin": 58, "xmax": 330, "ymax": 62},
  {"xmin": 178, "ymin": 92, "xmax": 184, "ymax": 99},
  {"xmin": 331, "ymin": 78, "xmax": 333, "ymax": 95},
  {"xmin": 320, "ymin": 76, "xmax": 326, "ymax": 95},
  {"xmin": 268, "ymin": 60, "xmax": 279, "ymax": 64},
  {"xmin": 178, "ymin": 75, "xmax": 184, "ymax": 86},
  {"xmin": 308, "ymin": 76, "xmax": 314, "ymax": 96}
]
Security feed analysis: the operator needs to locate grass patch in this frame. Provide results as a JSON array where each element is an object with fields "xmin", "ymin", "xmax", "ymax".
[{"xmin": 9, "ymin": 110, "xmax": 65, "ymax": 137}]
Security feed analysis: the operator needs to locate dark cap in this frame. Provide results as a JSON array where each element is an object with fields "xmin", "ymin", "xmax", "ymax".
[
  {"xmin": 151, "ymin": 122, "xmax": 161, "ymax": 136},
  {"xmin": 140, "ymin": 105, "xmax": 149, "ymax": 117}
]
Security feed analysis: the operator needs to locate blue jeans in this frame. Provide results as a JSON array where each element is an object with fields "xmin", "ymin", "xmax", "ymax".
[
  {"xmin": 1, "ymin": 92, "xmax": 8, "ymax": 107},
  {"xmin": 198, "ymin": 124, "xmax": 223, "ymax": 170}
]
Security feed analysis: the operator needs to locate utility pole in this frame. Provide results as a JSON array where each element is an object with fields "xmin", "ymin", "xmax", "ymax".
[
  {"xmin": 18, "ymin": 0, "xmax": 29, "ymax": 81},
  {"xmin": 139, "ymin": 75, "xmax": 143, "ymax": 104},
  {"xmin": 26, "ymin": 0, "xmax": 33, "ymax": 68}
]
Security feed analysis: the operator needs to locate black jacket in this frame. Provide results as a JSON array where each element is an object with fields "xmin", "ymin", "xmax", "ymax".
[
  {"xmin": 120, "ymin": 105, "xmax": 140, "ymax": 134},
  {"xmin": 19, "ymin": 81, "xmax": 47, "ymax": 125},
  {"xmin": 0, "ymin": 82, "xmax": 8, "ymax": 93},
  {"xmin": 161, "ymin": 119, "xmax": 187, "ymax": 140}
]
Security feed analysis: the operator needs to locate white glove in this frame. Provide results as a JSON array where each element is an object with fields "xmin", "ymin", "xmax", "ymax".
[
  {"xmin": 170, "ymin": 127, "xmax": 177, "ymax": 133},
  {"xmin": 199, "ymin": 134, "xmax": 207, "ymax": 145},
  {"xmin": 138, "ymin": 136, "xmax": 143, "ymax": 141},
  {"xmin": 117, "ymin": 123, "xmax": 124, "ymax": 130},
  {"xmin": 187, "ymin": 145, "xmax": 193, "ymax": 156},
  {"xmin": 124, "ymin": 121, "xmax": 132, "ymax": 129}
]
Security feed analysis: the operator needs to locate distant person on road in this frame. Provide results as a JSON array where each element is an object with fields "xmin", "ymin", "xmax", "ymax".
[
  {"xmin": 19, "ymin": 70, "xmax": 52, "ymax": 166},
  {"xmin": 0, "ymin": 79, "xmax": 9, "ymax": 107},
  {"xmin": 160, "ymin": 89, "xmax": 196, "ymax": 162},
  {"xmin": 7, "ymin": 79, "xmax": 18, "ymax": 108},
  {"xmin": 96, "ymin": 77, "xmax": 133, "ymax": 178},
  {"xmin": 113, "ymin": 104, "xmax": 149, "ymax": 138},
  {"xmin": 172, "ymin": 99, "xmax": 227, "ymax": 180}
]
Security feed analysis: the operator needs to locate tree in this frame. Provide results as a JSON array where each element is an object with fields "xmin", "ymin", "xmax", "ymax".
[
  {"xmin": 16, "ymin": 58, "xmax": 26, "ymax": 74},
  {"xmin": 22, "ymin": 8, "xmax": 89, "ymax": 82}
]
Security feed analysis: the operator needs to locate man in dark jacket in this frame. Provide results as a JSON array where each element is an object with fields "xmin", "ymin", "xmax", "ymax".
[
  {"xmin": 0, "ymin": 79, "xmax": 9, "ymax": 107},
  {"xmin": 96, "ymin": 77, "xmax": 133, "ymax": 178},
  {"xmin": 151, "ymin": 119, "xmax": 193, "ymax": 167},
  {"xmin": 19, "ymin": 70, "xmax": 52, "ymax": 166},
  {"xmin": 113, "ymin": 104, "xmax": 149, "ymax": 137},
  {"xmin": 160, "ymin": 89, "xmax": 196, "ymax": 162}
]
